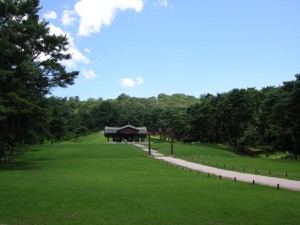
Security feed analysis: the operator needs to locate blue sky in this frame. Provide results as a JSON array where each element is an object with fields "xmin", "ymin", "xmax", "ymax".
[{"xmin": 39, "ymin": 0, "xmax": 300, "ymax": 100}]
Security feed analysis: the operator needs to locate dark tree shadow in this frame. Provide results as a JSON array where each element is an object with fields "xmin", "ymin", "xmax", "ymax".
[{"xmin": 0, "ymin": 161, "xmax": 40, "ymax": 171}]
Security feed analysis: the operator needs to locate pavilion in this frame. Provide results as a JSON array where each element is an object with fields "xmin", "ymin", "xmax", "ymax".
[{"xmin": 104, "ymin": 125, "xmax": 148, "ymax": 142}]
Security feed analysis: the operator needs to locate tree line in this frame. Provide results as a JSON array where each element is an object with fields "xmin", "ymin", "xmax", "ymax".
[
  {"xmin": 42, "ymin": 77, "xmax": 299, "ymax": 160},
  {"xmin": 1, "ymin": 0, "xmax": 299, "ymax": 163},
  {"xmin": 5, "ymin": 78, "xmax": 300, "ymax": 163}
]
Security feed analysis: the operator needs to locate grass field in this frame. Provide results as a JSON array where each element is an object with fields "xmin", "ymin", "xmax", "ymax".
[
  {"xmin": 151, "ymin": 140, "xmax": 300, "ymax": 180},
  {"xmin": 1, "ymin": 133, "xmax": 300, "ymax": 225}
]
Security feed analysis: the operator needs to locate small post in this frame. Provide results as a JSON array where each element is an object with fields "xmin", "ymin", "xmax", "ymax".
[
  {"xmin": 285, "ymin": 172, "xmax": 288, "ymax": 177},
  {"xmin": 219, "ymin": 175, "xmax": 222, "ymax": 179},
  {"xmin": 234, "ymin": 177, "xmax": 236, "ymax": 181},
  {"xmin": 170, "ymin": 128, "xmax": 174, "ymax": 156},
  {"xmin": 253, "ymin": 180, "xmax": 255, "ymax": 185},
  {"xmin": 148, "ymin": 128, "xmax": 151, "ymax": 156},
  {"xmin": 277, "ymin": 184, "xmax": 280, "ymax": 189}
]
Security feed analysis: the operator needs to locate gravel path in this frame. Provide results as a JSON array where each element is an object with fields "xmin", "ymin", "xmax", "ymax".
[
  {"xmin": 131, "ymin": 143, "xmax": 300, "ymax": 192},
  {"xmin": 157, "ymin": 157, "xmax": 300, "ymax": 191}
]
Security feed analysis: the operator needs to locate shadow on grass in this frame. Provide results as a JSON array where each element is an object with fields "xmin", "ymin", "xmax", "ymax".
[{"xmin": 0, "ymin": 161, "xmax": 39, "ymax": 171}]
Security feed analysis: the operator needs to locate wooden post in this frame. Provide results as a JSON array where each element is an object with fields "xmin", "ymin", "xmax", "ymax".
[
  {"xmin": 170, "ymin": 128, "xmax": 174, "ymax": 156},
  {"xmin": 148, "ymin": 128, "xmax": 151, "ymax": 156}
]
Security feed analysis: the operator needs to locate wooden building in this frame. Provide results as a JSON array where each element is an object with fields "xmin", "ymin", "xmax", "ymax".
[{"xmin": 104, "ymin": 125, "xmax": 147, "ymax": 142}]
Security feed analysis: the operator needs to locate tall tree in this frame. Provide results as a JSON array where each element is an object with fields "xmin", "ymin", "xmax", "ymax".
[{"xmin": 0, "ymin": 0, "xmax": 78, "ymax": 161}]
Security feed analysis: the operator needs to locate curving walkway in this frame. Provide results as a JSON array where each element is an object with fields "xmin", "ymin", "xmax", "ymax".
[{"xmin": 131, "ymin": 143, "xmax": 300, "ymax": 192}]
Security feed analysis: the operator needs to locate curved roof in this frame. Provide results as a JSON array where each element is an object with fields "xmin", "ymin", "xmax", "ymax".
[{"xmin": 104, "ymin": 125, "xmax": 147, "ymax": 135}]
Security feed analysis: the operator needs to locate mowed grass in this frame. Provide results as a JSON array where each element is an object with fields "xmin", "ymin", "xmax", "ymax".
[
  {"xmin": 152, "ymin": 141, "xmax": 300, "ymax": 180},
  {"xmin": 0, "ymin": 134, "xmax": 300, "ymax": 225}
]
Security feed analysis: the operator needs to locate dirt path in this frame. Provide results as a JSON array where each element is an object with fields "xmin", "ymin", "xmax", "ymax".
[{"xmin": 131, "ymin": 143, "xmax": 300, "ymax": 192}]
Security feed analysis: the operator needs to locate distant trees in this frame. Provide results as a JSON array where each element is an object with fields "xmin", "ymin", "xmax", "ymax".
[
  {"xmin": 54, "ymin": 77, "xmax": 300, "ymax": 159},
  {"xmin": 44, "ymin": 82, "xmax": 298, "ymax": 160},
  {"xmin": 186, "ymin": 75, "xmax": 300, "ymax": 159}
]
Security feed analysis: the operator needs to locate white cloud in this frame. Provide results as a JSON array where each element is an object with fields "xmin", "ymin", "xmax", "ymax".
[
  {"xmin": 121, "ymin": 77, "xmax": 144, "ymax": 88},
  {"xmin": 83, "ymin": 69, "xmax": 97, "ymax": 79},
  {"xmin": 156, "ymin": 0, "xmax": 168, "ymax": 8},
  {"xmin": 70, "ymin": 47, "xmax": 89, "ymax": 64},
  {"xmin": 47, "ymin": 24, "xmax": 89, "ymax": 69},
  {"xmin": 121, "ymin": 78, "xmax": 135, "ymax": 88},
  {"xmin": 154, "ymin": 0, "xmax": 172, "ymax": 9},
  {"xmin": 43, "ymin": 11, "xmax": 57, "ymax": 20},
  {"xmin": 135, "ymin": 76, "xmax": 144, "ymax": 85},
  {"xmin": 48, "ymin": 23, "xmax": 65, "ymax": 36},
  {"xmin": 61, "ymin": 10, "xmax": 76, "ymax": 26},
  {"xmin": 74, "ymin": 0, "xmax": 143, "ymax": 36},
  {"xmin": 84, "ymin": 48, "xmax": 91, "ymax": 53},
  {"xmin": 47, "ymin": 24, "xmax": 75, "ymax": 47}
]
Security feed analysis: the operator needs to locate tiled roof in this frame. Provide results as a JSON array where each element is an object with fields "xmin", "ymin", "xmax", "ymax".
[{"xmin": 104, "ymin": 125, "xmax": 147, "ymax": 134}]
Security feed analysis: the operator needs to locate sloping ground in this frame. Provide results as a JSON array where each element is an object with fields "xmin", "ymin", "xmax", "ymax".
[
  {"xmin": 158, "ymin": 157, "xmax": 300, "ymax": 191},
  {"xmin": 149, "ymin": 141, "xmax": 300, "ymax": 180},
  {"xmin": 133, "ymin": 143, "xmax": 300, "ymax": 191}
]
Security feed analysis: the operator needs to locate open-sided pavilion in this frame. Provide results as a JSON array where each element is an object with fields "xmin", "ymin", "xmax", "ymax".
[{"xmin": 104, "ymin": 125, "xmax": 147, "ymax": 142}]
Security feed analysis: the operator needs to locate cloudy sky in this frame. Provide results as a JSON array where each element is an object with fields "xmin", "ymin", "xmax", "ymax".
[{"xmin": 39, "ymin": 0, "xmax": 300, "ymax": 100}]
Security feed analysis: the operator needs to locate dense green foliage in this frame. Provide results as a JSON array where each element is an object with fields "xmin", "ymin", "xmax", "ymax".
[
  {"xmin": 0, "ymin": 0, "xmax": 78, "ymax": 162},
  {"xmin": 38, "ymin": 75, "xmax": 300, "ymax": 160},
  {"xmin": 189, "ymin": 76, "xmax": 300, "ymax": 159},
  {"xmin": 1, "ymin": 135, "xmax": 300, "ymax": 225}
]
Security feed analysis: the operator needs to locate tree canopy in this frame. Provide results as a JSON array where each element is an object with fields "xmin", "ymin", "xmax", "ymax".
[{"xmin": 0, "ymin": 0, "xmax": 78, "ymax": 162}]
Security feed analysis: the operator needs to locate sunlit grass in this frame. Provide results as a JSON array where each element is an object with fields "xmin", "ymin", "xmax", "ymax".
[
  {"xmin": 0, "ymin": 134, "xmax": 300, "ymax": 225},
  {"xmin": 151, "ymin": 139, "xmax": 300, "ymax": 180}
]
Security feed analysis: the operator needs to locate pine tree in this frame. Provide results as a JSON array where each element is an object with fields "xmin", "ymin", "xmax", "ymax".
[{"xmin": 0, "ymin": 0, "xmax": 78, "ymax": 162}]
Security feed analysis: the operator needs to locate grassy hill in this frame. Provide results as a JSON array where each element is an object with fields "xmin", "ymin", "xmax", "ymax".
[
  {"xmin": 0, "ymin": 133, "xmax": 300, "ymax": 225},
  {"xmin": 151, "ymin": 140, "xmax": 300, "ymax": 180},
  {"xmin": 62, "ymin": 132, "xmax": 107, "ymax": 144}
]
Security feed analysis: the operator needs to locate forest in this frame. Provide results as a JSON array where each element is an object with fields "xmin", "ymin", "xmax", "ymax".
[
  {"xmin": 42, "ymin": 77, "xmax": 300, "ymax": 161},
  {"xmin": 1, "ymin": 77, "xmax": 300, "ymax": 162},
  {"xmin": 0, "ymin": 0, "xmax": 299, "ymax": 163}
]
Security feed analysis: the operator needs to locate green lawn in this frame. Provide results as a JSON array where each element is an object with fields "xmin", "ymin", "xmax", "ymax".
[
  {"xmin": 151, "ymin": 141, "xmax": 300, "ymax": 180},
  {"xmin": 1, "ymin": 133, "xmax": 300, "ymax": 225}
]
